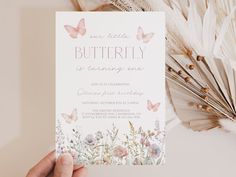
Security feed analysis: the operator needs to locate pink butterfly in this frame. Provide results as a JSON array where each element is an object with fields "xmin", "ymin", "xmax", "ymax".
[
  {"xmin": 61, "ymin": 109, "xmax": 78, "ymax": 124},
  {"xmin": 147, "ymin": 100, "xmax": 160, "ymax": 112},
  {"xmin": 136, "ymin": 26, "xmax": 154, "ymax": 43},
  {"xmin": 64, "ymin": 18, "xmax": 86, "ymax": 39}
]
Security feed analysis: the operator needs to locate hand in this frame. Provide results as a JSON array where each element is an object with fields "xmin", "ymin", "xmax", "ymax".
[{"xmin": 26, "ymin": 151, "xmax": 87, "ymax": 177}]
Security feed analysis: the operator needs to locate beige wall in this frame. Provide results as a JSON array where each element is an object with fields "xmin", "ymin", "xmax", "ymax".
[{"xmin": 0, "ymin": 1, "xmax": 236, "ymax": 177}]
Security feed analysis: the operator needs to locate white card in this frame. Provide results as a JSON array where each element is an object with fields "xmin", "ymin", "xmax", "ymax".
[{"xmin": 56, "ymin": 12, "xmax": 165, "ymax": 165}]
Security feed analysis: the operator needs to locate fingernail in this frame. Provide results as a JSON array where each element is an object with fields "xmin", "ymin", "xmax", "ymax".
[{"xmin": 60, "ymin": 153, "xmax": 73, "ymax": 165}]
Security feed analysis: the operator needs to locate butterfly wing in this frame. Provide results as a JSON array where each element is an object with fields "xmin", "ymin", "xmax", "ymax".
[
  {"xmin": 64, "ymin": 25, "xmax": 79, "ymax": 39},
  {"xmin": 77, "ymin": 18, "xmax": 86, "ymax": 36},
  {"xmin": 152, "ymin": 102, "xmax": 160, "ymax": 112},
  {"xmin": 143, "ymin": 33, "xmax": 154, "ymax": 43},
  {"xmin": 136, "ymin": 26, "xmax": 144, "ymax": 41},
  {"xmin": 61, "ymin": 113, "xmax": 72, "ymax": 124},
  {"xmin": 147, "ymin": 100, "xmax": 160, "ymax": 112}
]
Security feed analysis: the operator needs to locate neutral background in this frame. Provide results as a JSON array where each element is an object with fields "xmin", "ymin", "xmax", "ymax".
[{"xmin": 1, "ymin": 0, "xmax": 236, "ymax": 177}]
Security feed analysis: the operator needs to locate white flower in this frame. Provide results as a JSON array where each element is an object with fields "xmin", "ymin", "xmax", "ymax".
[{"xmin": 84, "ymin": 134, "xmax": 96, "ymax": 146}]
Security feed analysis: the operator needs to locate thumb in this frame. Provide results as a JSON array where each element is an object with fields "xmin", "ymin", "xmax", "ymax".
[{"xmin": 54, "ymin": 153, "xmax": 73, "ymax": 177}]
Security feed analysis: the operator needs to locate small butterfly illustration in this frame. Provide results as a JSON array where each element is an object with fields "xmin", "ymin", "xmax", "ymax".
[
  {"xmin": 136, "ymin": 26, "xmax": 154, "ymax": 43},
  {"xmin": 61, "ymin": 108, "xmax": 78, "ymax": 124},
  {"xmin": 147, "ymin": 100, "xmax": 160, "ymax": 112},
  {"xmin": 64, "ymin": 18, "xmax": 86, "ymax": 39}
]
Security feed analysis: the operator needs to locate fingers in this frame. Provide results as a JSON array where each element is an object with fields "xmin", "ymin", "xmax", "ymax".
[
  {"xmin": 73, "ymin": 164, "xmax": 84, "ymax": 171},
  {"xmin": 26, "ymin": 151, "xmax": 56, "ymax": 177},
  {"xmin": 72, "ymin": 167, "xmax": 87, "ymax": 177},
  {"xmin": 26, "ymin": 151, "xmax": 85, "ymax": 177},
  {"xmin": 53, "ymin": 153, "xmax": 74, "ymax": 177}
]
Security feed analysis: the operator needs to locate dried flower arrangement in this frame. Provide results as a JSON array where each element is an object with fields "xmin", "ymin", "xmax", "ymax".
[{"xmin": 72, "ymin": 0, "xmax": 236, "ymax": 133}]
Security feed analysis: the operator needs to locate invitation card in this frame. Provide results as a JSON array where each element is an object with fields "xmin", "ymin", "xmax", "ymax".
[{"xmin": 56, "ymin": 12, "xmax": 165, "ymax": 165}]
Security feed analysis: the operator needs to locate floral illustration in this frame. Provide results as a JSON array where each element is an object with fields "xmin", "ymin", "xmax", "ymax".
[{"xmin": 56, "ymin": 117, "xmax": 165, "ymax": 165}]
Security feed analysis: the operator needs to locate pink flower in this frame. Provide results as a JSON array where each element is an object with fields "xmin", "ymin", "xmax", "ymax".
[
  {"xmin": 148, "ymin": 144, "xmax": 161, "ymax": 158},
  {"xmin": 113, "ymin": 145, "xmax": 128, "ymax": 158}
]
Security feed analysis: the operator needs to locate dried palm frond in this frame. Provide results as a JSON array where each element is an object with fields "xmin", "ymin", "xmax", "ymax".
[
  {"xmin": 92, "ymin": 3, "xmax": 120, "ymax": 11},
  {"xmin": 71, "ymin": 0, "xmax": 82, "ymax": 11},
  {"xmin": 154, "ymin": 0, "xmax": 236, "ymax": 131},
  {"xmin": 73, "ymin": 0, "xmax": 236, "ymax": 132},
  {"xmin": 108, "ymin": 0, "xmax": 152, "ymax": 11},
  {"xmin": 220, "ymin": 119, "xmax": 236, "ymax": 133}
]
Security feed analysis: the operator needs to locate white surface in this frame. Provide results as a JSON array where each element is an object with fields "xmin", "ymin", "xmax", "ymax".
[{"xmin": 0, "ymin": 0, "xmax": 236, "ymax": 177}]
